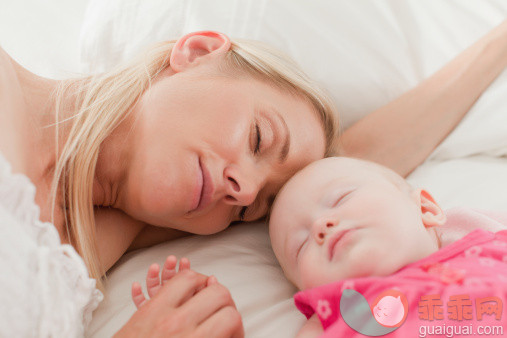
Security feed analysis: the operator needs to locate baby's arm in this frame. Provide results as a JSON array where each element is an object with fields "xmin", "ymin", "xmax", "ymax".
[{"xmin": 296, "ymin": 314, "xmax": 323, "ymax": 338}]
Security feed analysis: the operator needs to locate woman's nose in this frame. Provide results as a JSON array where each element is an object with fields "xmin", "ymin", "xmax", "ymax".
[
  {"xmin": 223, "ymin": 166, "xmax": 261, "ymax": 206},
  {"xmin": 311, "ymin": 217, "xmax": 338, "ymax": 245}
]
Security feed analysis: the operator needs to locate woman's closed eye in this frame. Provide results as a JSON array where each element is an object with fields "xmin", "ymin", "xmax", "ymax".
[
  {"xmin": 239, "ymin": 206, "xmax": 248, "ymax": 221},
  {"xmin": 251, "ymin": 113, "xmax": 279, "ymax": 161},
  {"xmin": 236, "ymin": 121, "xmax": 263, "ymax": 222},
  {"xmin": 251, "ymin": 122, "xmax": 262, "ymax": 155},
  {"xmin": 238, "ymin": 203, "xmax": 266, "ymax": 222},
  {"xmin": 254, "ymin": 123, "xmax": 262, "ymax": 154}
]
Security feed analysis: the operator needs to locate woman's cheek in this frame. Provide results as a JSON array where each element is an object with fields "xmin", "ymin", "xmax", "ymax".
[{"xmin": 188, "ymin": 205, "xmax": 233, "ymax": 235}]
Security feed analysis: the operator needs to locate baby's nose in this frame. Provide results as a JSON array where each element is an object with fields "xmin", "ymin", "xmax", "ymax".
[{"xmin": 311, "ymin": 218, "xmax": 338, "ymax": 244}]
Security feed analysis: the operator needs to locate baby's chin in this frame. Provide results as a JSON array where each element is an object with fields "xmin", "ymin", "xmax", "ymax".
[
  {"xmin": 293, "ymin": 253, "xmax": 434, "ymax": 290},
  {"xmin": 298, "ymin": 268, "xmax": 398, "ymax": 290},
  {"xmin": 297, "ymin": 275, "xmax": 342, "ymax": 290},
  {"xmin": 280, "ymin": 266, "xmax": 302, "ymax": 290},
  {"xmin": 285, "ymin": 269, "xmax": 317, "ymax": 291}
]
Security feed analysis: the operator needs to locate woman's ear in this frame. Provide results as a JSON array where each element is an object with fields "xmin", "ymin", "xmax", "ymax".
[
  {"xmin": 170, "ymin": 31, "xmax": 231, "ymax": 73},
  {"xmin": 414, "ymin": 189, "xmax": 447, "ymax": 228}
]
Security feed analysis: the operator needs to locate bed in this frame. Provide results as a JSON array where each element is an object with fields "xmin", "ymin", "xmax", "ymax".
[{"xmin": 1, "ymin": 1, "xmax": 507, "ymax": 337}]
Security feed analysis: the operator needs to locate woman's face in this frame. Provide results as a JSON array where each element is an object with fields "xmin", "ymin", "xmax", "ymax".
[{"xmin": 120, "ymin": 66, "xmax": 326, "ymax": 234}]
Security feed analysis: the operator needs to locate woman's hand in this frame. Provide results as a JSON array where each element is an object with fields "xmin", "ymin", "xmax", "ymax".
[
  {"xmin": 115, "ymin": 257, "xmax": 244, "ymax": 338},
  {"xmin": 131, "ymin": 255, "xmax": 192, "ymax": 308}
]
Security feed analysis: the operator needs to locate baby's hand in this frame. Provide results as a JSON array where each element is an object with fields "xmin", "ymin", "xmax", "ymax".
[{"xmin": 131, "ymin": 255, "xmax": 192, "ymax": 309}]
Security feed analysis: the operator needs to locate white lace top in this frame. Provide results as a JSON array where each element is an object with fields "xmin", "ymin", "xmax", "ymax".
[{"xmin": 0, "ymin": 152, "xmax": 103, "ymax": 337}]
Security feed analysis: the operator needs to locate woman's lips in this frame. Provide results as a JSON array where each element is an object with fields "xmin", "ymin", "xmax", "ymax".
[
  {"xmin": 191, "ymin": 157, "xmax": 214, "ymax": 212},
  {"xmin": 328, "ymin": 229, "xmax": 354, "ymax": 260}
]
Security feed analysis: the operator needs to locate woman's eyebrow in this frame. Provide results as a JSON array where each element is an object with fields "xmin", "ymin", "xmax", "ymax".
[{"xmin": 271, "ymin": 109, "xmax": 291, "ymax": 163}]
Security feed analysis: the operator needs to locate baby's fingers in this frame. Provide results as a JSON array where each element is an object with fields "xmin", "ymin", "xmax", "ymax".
[
  {"xmin": 179, "ymin": 257, "xmax": 191, "ymax": 271},
  {"xmin": 146, "ymin": 263, "xmax": 161, "ymax": 298},
  {"xmin": 131, "ymin": 282, "xmax": 147, "ymax": 309},
  {"xmin": 161, "ymin": 255, "xmax": 178, "ymax": 284}
]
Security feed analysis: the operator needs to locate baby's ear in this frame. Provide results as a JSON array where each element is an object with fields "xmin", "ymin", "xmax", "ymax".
[{"xmin": 413, "ymin": 189, "xmax": 446, "ymax": 228}]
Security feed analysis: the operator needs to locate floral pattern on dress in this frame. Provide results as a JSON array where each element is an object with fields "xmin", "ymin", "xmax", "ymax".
[
  {"xmin": 478, "ymin": 257, "xmax": 496, "ymax": 267},
  {"xmin": 316, "ymin": 299, "xmax": 332, "ymax": 320},
  {"xmin": 421, "ymin": 262, "xmax": 465, "ymax": 284},
  {"xmin": 341, "ymin": 280, "xmax": 355, "ymax": 292},
  {"xmin": 464, "ymin": 246, "xmax": 482, "ymax": 258}
]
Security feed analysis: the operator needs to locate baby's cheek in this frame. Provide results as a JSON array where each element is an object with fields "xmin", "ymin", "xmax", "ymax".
[
  {"xmin": 299, "ymin": 257, "xmax": 325, "ymax": 289},
  {"xmin": 298, "ymin": 259, "xmax": 314, "ymax": 282},
  {"xmin": 299, "ymin": 261, "xmax": 336, "ymax": 289},
  {"xmin": 342, "ymin": 242, "xmax": 380, "ymax": 278}
]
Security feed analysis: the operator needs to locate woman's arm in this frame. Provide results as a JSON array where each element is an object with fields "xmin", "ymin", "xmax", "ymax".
[
  {"xmin": 94, "ymin": 207, "xmax": 148, "ymax": 272},
  {"xmin": 127, "ymin": 225, "xmax": 190, "ymax": 252},
  {"xmin": 339, "ymin": 20, "xmax": 507, "ymax": 177},
  {"xmin": 93, "ymin": 207, "xmax": 189, "ymax": 272}
]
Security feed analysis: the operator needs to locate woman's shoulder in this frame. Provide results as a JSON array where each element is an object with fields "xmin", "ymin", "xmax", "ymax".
[
  {"xmin": 0, "ymin": 46, "xmax": 21, "ymax": 94},
  {"xmin": 0, "ymin": 46, "xmax": 29, "ymax": 175},
  {"xmin": 0, "ymin": 45, "xmax": 12, "ymax": 71}
]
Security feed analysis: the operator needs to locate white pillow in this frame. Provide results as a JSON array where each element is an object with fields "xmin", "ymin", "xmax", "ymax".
[
  {"xmin": 0, "ymin": 0, "xmax": 89, "ymax": 78},
  {"xmin": 80, "ymin": 0, "xmax": 507, "ymax": 137}
]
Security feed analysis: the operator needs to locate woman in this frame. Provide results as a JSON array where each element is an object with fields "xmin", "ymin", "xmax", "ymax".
[
  {"xmin": 1, "ymin": 20, "xmax": 506, "ymax": 336},
  {"xmin": 1, "ymin": 30, "xmax": 336, "ymax": 337}
]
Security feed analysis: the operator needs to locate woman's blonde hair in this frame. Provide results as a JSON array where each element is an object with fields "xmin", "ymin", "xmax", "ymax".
[{"xmin": 50, "ymin": 38, "xmax": 339, "ymax": 292}]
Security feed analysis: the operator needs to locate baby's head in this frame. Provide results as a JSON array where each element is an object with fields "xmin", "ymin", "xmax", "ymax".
[{"xmin": 269, "ymin": 157, "xmax": 446, "ymax": 290}]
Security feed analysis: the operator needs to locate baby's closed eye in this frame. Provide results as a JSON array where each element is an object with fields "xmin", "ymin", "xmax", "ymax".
[{"xmin": 296, "ymin": 237, "xmax": 308, "ymax": 259}]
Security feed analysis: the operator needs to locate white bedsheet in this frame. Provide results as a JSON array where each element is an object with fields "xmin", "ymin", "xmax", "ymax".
[{"xmin": 1, "ymin": 1, "xmax": 507, "ymax": 337}]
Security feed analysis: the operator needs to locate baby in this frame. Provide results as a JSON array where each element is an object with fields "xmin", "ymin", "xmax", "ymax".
[{"xmin": 269, "ymin": 157, "xmax": 507, "ymax": 337}]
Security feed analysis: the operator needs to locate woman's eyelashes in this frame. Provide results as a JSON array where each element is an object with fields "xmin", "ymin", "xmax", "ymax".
[
  {"xmin": 241, "ymin": 121, "xmax": 262, "ymax": 221},
  {"xmin": 254, "ymin": 123, "xmax": 262, "ymax": 154},
  {"xmin": 251, "ymin": 122, "xmax": 262, "ymax": 155},
  {"xmin": 238, "ymin": 199, "xmax": 268, "ymax": 222},
  {"xmin": 238, "ymin": 203, "xmax": 262, "ymax": 221},
  {"xmin": 252, "ymin": 116, "xmax": 275, "ymax": 156},
  {"xmin": 239, "ymin": 206, "xmax": 247, "ymax": 221}
]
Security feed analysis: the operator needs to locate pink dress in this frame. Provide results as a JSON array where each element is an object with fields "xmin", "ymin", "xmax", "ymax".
[{"xmin": 294, "ymin": 208, "xmax": 507, "ymax": 337}]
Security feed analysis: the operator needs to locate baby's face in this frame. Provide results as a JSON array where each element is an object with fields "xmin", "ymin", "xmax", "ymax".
[{"xmin": 269, "ymin": 157, "xmax": 441, "ymax": 290}]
